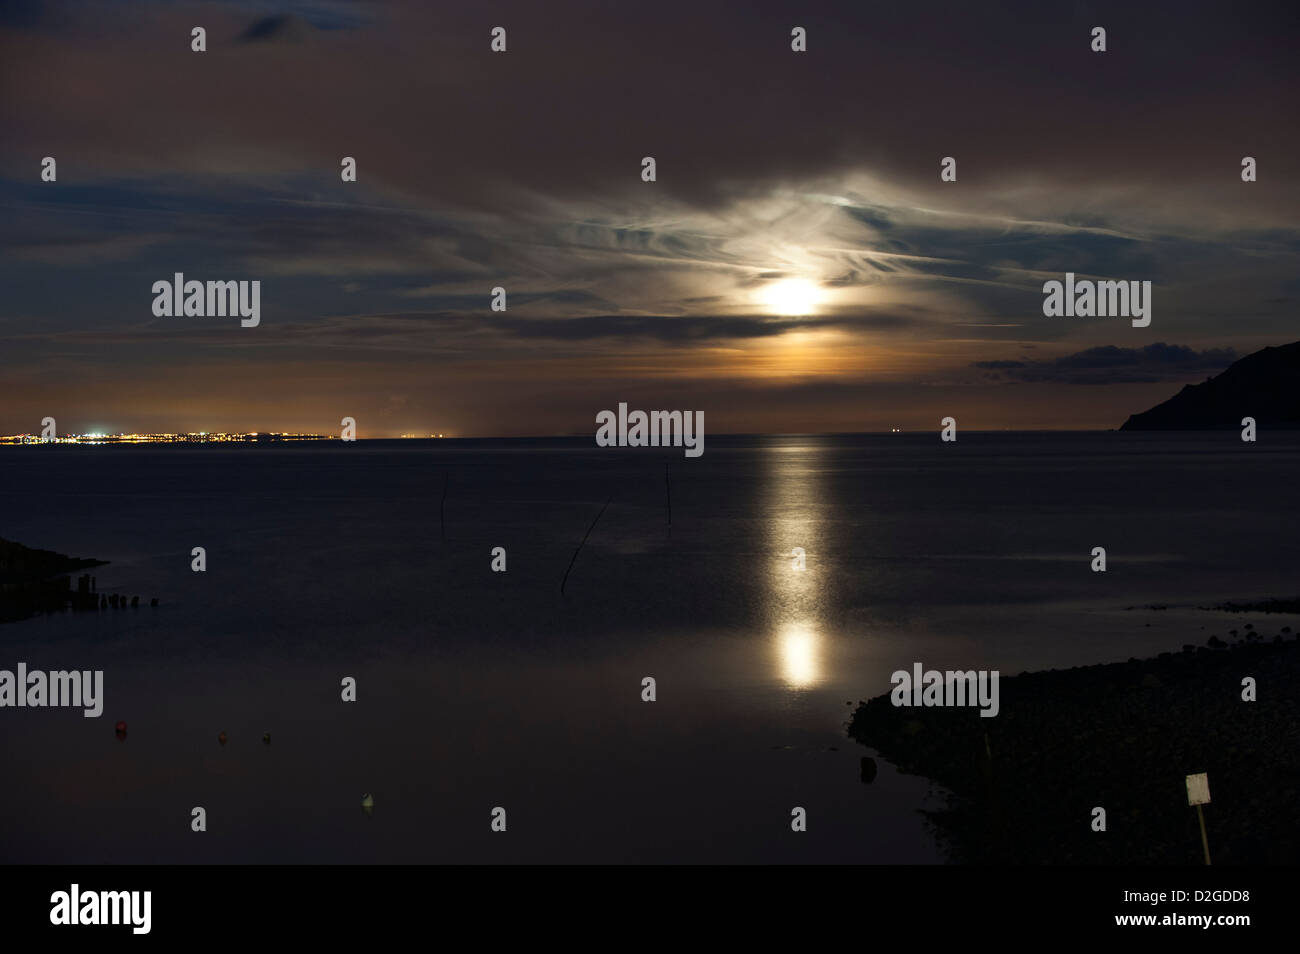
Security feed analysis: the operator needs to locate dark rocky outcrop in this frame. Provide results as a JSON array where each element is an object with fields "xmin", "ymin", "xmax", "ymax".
[
  {"xmin": 1120, "ymin": 341, "xmax": 1300, "ymax": 430},
  {"xmin": 848, "ymin": 635, "xmax": 1300, "ymax": 863}
]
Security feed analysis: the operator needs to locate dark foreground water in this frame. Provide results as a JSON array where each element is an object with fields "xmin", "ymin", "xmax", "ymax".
[{"xmin": 2, "ymin": 433, "xmax": 1297, "ymax": 863}]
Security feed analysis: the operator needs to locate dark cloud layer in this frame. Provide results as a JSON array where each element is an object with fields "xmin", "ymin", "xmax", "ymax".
[
  {"xmin": 974, "ymin": 343, "xmax": 1238, "ymax": 384},
  {"xmin": 2, "ymin": 0, "xmax": 1297, "ymax": 217}
]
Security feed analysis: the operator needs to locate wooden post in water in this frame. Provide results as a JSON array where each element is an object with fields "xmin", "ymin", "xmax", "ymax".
[
  {"xmin": 665, "ymin": 463, "xmax": 672, "ymax": 531},
  {"xmin": 440, "ymin": 473, "xmax": 448, "ymax": 541},
  {"xmin": 983, "ymin": 725, "xmax": 996, "ymax": 859}
]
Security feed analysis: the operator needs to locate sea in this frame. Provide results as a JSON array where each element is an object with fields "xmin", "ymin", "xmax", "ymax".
[{"xmin": 2, "ymin": 432, "xmax": 1298, "ymax": 863}]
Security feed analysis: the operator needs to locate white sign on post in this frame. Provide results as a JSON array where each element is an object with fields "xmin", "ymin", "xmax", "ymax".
[{"xmin": 1186, "ymin": 772, "xmax": 1211, "ymax": 806}]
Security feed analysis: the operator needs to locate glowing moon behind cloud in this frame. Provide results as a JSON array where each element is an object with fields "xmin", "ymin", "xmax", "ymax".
[{"xmin": 760, "ymin": 278, "xmax": 822, "ymax": 316}]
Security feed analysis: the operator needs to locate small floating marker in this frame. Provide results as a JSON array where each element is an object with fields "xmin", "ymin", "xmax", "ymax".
[
  {"xmin": 218, "ymin": 731, "xmax": 227, "ymax": 746},
  {"xmin": 361, "ymin": 793, "xmax": 374, "ymax": 816},
  {"xmin": 860, "ymin": 756, "xmax": 878, "ymax": 784},
  {"xmin": 262, "ymin": 731, "xmax": 271, "ymax": 745},
  {"xmin": 114, "ymin": 720, "xmax": 127, "ymax": 739}
]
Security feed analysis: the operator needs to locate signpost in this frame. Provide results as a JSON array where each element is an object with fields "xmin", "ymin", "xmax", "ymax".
[{"xmin": 1185, "ymin": 773, "xmax": 1212, "ymax": 865}]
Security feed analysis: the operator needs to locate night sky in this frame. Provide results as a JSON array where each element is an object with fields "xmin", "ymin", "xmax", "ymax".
[{"xmin": 2, "ymin": 0, "xmax": 1297, "ymax": 436}]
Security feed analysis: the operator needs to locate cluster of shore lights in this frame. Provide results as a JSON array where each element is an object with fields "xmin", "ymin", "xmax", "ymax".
[
  {"xmin": 0, "ymin": 432, "xmax": 334, "ymax": 444},
  {"xmin": 0, "ymin": 432, "xmax": 462, "ymax": 444}
]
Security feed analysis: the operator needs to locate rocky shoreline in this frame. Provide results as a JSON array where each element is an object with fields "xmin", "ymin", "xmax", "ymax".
[{"xmin": 847, "ymin": 627, "xmax": 1300, "ymax": 864}]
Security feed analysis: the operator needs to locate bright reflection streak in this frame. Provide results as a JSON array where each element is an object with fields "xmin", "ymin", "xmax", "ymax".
[
  {"xmin": 776, "ymin": 621, "xmax": 822, "ymax": 688},
  {"xmin": 763, "ymin": 440, "xmax": 831, "ymax": 690}
]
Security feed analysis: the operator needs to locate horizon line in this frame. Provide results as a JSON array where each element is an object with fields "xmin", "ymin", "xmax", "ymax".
[{"xmin": 1, "ymin": 427, "xmax": 1134, "ymax": 443}]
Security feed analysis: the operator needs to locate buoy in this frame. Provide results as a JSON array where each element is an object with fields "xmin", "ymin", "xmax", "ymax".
[
  {"xmin": 218, "ymin": 731, "xmax": 227, "ymax": 746},
  {"xmin": 114, "ymin": 720, "xmax": 127, "ymax": 739},
  {"xmin": 860, "ymin": 756, "xmax": 878, "ymax": 785},
  {"xmin": 262, "ymin": 731, "xmax": 271, "ymax": 745},
  {"xmin": 361, "ymin": 793, "xmax": 374, "ymax": 816}
]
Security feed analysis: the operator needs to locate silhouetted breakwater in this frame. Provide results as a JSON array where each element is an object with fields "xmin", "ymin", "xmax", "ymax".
[
  {"xmin": 848, "ymin": 630, "xmax": 1300, "ymax": 864},
  {"xmin": 0, "ymin": 537, "xmax": 157, "ymax": 623}
]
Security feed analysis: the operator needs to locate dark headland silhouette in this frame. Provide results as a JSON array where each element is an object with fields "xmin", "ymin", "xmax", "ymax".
[{"xmin": 1120, "ymin": 341, "xmax": 1300, "ymax": 430}]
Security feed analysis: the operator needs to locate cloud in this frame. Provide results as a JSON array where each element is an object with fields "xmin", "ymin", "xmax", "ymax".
[
  {"xmin": 237, "ymin": 15, "xmax": 314, "ymax": 43},
  {"xmin": 1, "ymin": 0, "xmax": 1296, "ymax": 228},
  {"xmin": 1, "ymin": 0, "xmax": 1297, "ymax": 435},
  {"xmin": 973, "ymin": 343, "xmax": 1239, "ymax": 384},
  {"xmin": 494, "ymin": 310, "xmax": 920, "ymax": 343}
]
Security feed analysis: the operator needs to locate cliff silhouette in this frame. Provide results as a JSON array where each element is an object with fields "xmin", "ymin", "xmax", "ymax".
[{"xmin": 1120, "ymin": 341, "xmax": 1300, "ymax": 430}]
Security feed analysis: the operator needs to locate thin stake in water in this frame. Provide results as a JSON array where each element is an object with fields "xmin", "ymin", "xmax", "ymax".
[
  {"xmin": 440, "ymin": 472, "xmax": 448, "ymax": 541},
  {"xmin": 560, "ymin": 495, "xmax": 612, "ymax": 594},
  {"xmin": 665, "ymin": 462, "xmax": 672, "ymax": 529}
]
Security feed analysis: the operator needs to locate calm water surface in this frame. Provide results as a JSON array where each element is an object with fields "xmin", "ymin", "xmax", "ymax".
[{"xmin": 2, "ymin": 433, "xmax": 1297, "ymax": 862}]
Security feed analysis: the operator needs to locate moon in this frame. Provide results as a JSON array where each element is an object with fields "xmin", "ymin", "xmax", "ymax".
[{"xmin": 760, "ymin": 278, "xmax": 822, "ymax": 316}]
